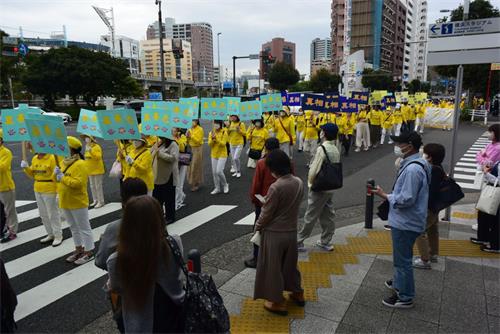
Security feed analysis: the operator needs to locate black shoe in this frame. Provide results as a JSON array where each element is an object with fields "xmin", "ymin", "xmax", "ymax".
[
  {"xmin": 244, "ymin": 257, "xmax": 257, "ymax": 268},
  {"xmin": 481, "ymin": 245, "xmax": 500, "ymax": 253},
  {"xmin": 384, "ymin": 279, "xmax": 398, "ymax": 291},
  {"xmin": 470, "ymin": 237, "xmax": 488, "ymax": 245},
  {"xmin": 382, "ymin": 293, "xmax": 414, "ymax": 309},
  {"xmin": 384, "ymin": 225, "xmax": 391, "ymax": 231}
]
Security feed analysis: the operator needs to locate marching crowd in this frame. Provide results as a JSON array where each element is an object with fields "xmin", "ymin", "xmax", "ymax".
[{"xmin": 0, "ymin": 97, "xmax": 499, "ymax": 333}]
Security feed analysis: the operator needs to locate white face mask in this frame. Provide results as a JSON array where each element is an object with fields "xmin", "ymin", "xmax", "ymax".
[
  {"xmin": 215, "ymin": 124, "xmax": 221, "ymax": 130},
  {"xmin": 488, "ymin": 132, "xmax": 495, "ymax": 141},
  {"xmin": 255, "ymin": 122, "xmax": 262, "ymax": 128},
  {"xmin": 394, "ymin": 145, "xmax": 404, "ymax": 157},
  {"xmin": 133, "ymin": 140, "xmax": 143, "ymax": 148},
  {"xmin": 279, "ymin": 112, "xmax": 286, "ymax": 117},
  {"xmin": 85, "ymin": 138, "xmax": 91, "ymax": 144}
]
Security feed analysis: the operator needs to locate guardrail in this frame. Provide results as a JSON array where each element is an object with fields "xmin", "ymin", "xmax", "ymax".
[{"xmin": 470, "ymin": 109, "xmax": 488, "ymax": 125}]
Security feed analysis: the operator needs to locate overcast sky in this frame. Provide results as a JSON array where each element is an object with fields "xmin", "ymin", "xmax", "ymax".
[{"xmin": 1, "ymin": 0, "xmax": 499, "ymax": 78}]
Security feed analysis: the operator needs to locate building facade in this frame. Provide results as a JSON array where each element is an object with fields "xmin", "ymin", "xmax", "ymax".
[
  {"xmin": 310, "ymin": 38, "xmax": 332, "ymax": 75},
  {"xmin": 100, "ymin": 35, "xmax": 140, "ymax": 74},
  {"xmin": 401, "ymin": 0, "xmax": 428, "ymax": 82},
  {"xmin": 140, "ymin": 39, "xmax": 193, "ymax": 81},
  {"xmin": 260, "ymin": 37, "xmax": 296, "ymax": 80}
]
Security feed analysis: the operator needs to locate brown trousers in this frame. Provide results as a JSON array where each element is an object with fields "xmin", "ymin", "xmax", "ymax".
[
  {"xmin": 187, "ymin": 146, "xmax": 203, "ymax": 187},
  {"xmin": 416, "ymin": 210, "xmax": 439, "ymax": 260}
]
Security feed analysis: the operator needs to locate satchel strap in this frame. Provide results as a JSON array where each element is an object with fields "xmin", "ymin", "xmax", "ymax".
[
  {"xmin": 319, "ymin": 145, "xmax": 331, "ymax": 164},
  {"xmin": 392, "ymin": 160, "xmax": 429, "ymax": 190},
  {"xmin": 166, "ymin": 235, "xmax": 191, "ymax": 289}
]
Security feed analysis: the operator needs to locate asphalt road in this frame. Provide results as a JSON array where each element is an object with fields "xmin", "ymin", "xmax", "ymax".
[{"xmin": 2, "ymin": 120, "xmax": 487, "ymax": 332}]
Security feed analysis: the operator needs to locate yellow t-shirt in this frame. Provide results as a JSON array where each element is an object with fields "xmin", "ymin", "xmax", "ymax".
[
  {"xmin": 247, "ymin": 127, "xmax": 269, "ymax": 151},
  {"xmin": 24, "ymin": 154, "xmax": 57, "ymax": 193},
  {"xmin": 57, "ymin": 159, "xmax": 89, "ymax": 210},
  {"xmin": 175, "ymin": 134, "xmax": 188, "ymax": 153},
  {"xmin": 228, "ymin": 121, "xmax": 246, "ymax": 146},
  {"xmin": 187, "ymin": 125, "xmax": 204, "ymax": 147},
  {"xmin": 304, "ymin": 114, "xmax": 319, "ymax": 140},
  {"xmin": 84, "ymin": 143, "xmax": 105, "ymax": 175},
  {"xmin": 0, "ymin": 146, "xmax": 15, "ymax": 192},
  {"xmin": 124, "ymin": 147, "xmax": 154, "ymax": 191},
  {"xmin": 208, "ymin": 129, "xmax": 229, "ymax": 159},
  {"xmin": 381, "ymin": 112, "xmax": 394, "ymax": 129},
  {"xmin": 294, "ymin": 115, "xmax": 305, "ymax": 132},
  {"xmin": 367, "ymin": 110, "xmax": 383, "ymax": 126},
  {"xmin": 274, "ymin": 116, "xmax": 296, "ymax": 144}
]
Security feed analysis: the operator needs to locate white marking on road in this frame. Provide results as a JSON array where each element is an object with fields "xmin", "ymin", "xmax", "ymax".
[
  {"xmin": 456, "ymin": 162, "xmax": 478, "ymax": 167},
  {"xmin": 15, "ymin": 201, "xmax": 36, "ymax": 208},
  {"xmin": 453, "ymin": 174, "xmax": 476, "ymax": 181},
  {"xmin": 467, "ymin": 148, "xmax": 481, "ymax": 152},
  {"xmin": 234, "ymin": 212, "xmax": 255, "ymax": 226},
  {"xmin": 472, "ymin": 144, "xmax": 487, "ymax": 148},
  {"xmin": 456, "ymin": 182, "xmax": 480, "ymax": 190},
  {"xmin": 0, "ymin": 203, "xmax": 122, "ymax": 251},
  {"xmin": 463, "ymin": 154, "xmax": 476, "ymax": 158},
  {"xmin": 458, "ymin": 158, "xmax": 477, "ymax": 162},
  {"xmin": 454, "ymin": 167, "xmax": 477, "ymax": 173},
  {"xmin": 13, "ymin": 204, "xmax": 236, "ymax": 321}
]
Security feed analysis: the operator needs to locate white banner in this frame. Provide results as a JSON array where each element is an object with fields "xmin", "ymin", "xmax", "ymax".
[{"xmin": 424, "ymin": 107, "xmax": 454, "ymax": 129}]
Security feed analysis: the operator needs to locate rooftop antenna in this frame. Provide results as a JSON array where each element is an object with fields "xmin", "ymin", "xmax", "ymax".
[{"xmin": 92, "ymin": 6, "xmax": 115, "ymax": 56}]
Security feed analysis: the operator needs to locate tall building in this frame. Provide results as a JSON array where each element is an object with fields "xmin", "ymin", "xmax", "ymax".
[
  {"xmin": 401, "ymin": 0, "xmax": 428, "ymax": 83},
  {"xmin": 310, "ymin": 38, "xmax": 332, "ymax": 75},
  {"xmin": 146, "ymin": 18, "xmax": 214, "ymax": 83},
  {"xmin": 260, "ymin": 37, "xmax": 296, "ymax": 80},
  {"xmin": 100, "ymin": 35, "xmax": 140, "ymax": 74},
  {"xmin": 140, "ymin": 39, "xmax": 193, "ymax": 81},
  {"xmin": 331, "ymin": 0, "xmax": 346, "ymax": 74}
]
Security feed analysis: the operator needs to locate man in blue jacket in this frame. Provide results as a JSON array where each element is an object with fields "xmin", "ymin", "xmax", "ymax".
[{"xmin": 374, "ymin": 131, "xmax": 430, "ymax": 308}]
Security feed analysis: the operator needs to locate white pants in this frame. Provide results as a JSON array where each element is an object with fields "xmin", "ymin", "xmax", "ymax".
[
  {"xmin": 35, "ymin": 192, "xmax": 62, "ymax": 238},
  {"xmin": 355, "ymin": 122, "xmax": 370, "ymax": 148},
  {"xmin": 415, "ymin": 117, "xmax": 425, "ymax": 133},
  {"xmin": 62, "ymin": 208, "xmax": 94, "ymax": 251},
  {"xmin": 393, "ymin": 123, "xmax": 402, "ymax": 137},
  {"xmin": 380, "ymin": 128, "xmax": 393, "ymax": 145},
  {"xmin": 304, "ymin": 139, "xmax": 318, "ymax": 163},
  {"xmin": 176, "ymin": 165, "xmax": 187, "ymax": 206},
  {"xmin": 211, "ymin": 158, "xmax": 228, "ymax": 191},
  {"xmin": 0, "ymin": 190, "xmax": 18, "ymax": 234},
  {"xmin": 89, "ymin": 174, "xmax": 105, "ymax": 204},
  {"xmin": 280, "ymin": 142, "xmax": 293, "ymax": 159},
  {"xmin": 297, "ymin": 131, "xmax": 305, "ymax": 150},
  {"xmin": 230, "ymin": 145, "xmax": 243, "ymax": 173}
]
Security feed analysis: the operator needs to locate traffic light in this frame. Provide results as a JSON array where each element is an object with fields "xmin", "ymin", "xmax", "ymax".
[
  {"xmin": 2, "ymin": 45, "xmax": 19, "ymax": 57},
  {"xmin": 261, "ymin": 50, "xmax": 275, "ymax": 65}
]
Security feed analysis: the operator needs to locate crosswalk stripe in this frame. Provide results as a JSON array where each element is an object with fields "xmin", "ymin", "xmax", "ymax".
[
  {"xmin": 453, "ymin": 174, "xmax": 476, "ymax": 181},
  {"xmin": 15, "ymin": 201, "xmax": 36, "ymax": 208},
  {"xmin": 458, "ymin": 158, "xmax": 477, "ymax": 162},
  {"xmin": 13, "ymin": 204, "xmax": 237, "ymax": 321},
  {"xmin": 462, "ymin": 154, "xmax": 476, "ymax": 158},
  {"xmin": 1, "ymin": 203, "xmax": 122, "ymax": 252},
  {"xmin": 234, "ymin": 212, "xmax": 255, "ymax": 226},
  {"xmin": 472, "ymin": 144, "xmax": 487, "ymax": 148},
  {"xmin": 456, "ymin": 162, "xmax": 478, "ymax": 167},
  {"xmin": 467, "ymin": 148, "xmax": 481, "ymax": 152},
  {"xmin": 454, "ymin": 167, "xmax": 477, "ymax": 173},
  {"xmin": 457, "ymin": 182, "xmax": 480, "ymax": 190}
]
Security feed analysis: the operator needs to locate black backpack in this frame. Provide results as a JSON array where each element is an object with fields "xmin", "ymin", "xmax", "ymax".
[
  {"xmin": 166, "ymin": 236, "xmax": 230, "ymax": 333},
  {"xmin": 311, "ymin": 145, "xmax": 343, "ymax": 192}
]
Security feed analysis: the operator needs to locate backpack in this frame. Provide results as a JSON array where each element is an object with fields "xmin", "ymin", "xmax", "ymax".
[
  {"xmin": 311, "ymin": 145, "xmax": 343, "ymax": 192},
  {"xmin": 166, "ymin": 236, "xmax": 230, "ymax": 333}
]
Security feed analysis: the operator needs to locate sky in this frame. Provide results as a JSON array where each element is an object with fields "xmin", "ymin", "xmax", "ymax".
[{"xmin": 1, "ymin": 0, "xmax": 499, "ymax": 78}]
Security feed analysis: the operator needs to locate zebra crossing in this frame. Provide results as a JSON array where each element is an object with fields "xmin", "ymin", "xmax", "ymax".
[
  {"xmin": 1, "ymin": 200, "xmax": 250, "ymax": 331},
  {"xmin": 453, "ymin": 133, "xmax": 490, "ymax": 190}
]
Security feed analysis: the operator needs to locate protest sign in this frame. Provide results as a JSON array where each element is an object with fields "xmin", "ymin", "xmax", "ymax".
[
  {"xmin": 97, "ymin": 109, "xmax": 140, "ymax": 140},
  {"xmin": 25, "ymin": 114, "xmax": 70, "ymax": 156},
  {"xmin": 77, "ymin": 109, "xmax": 103, "ymax": 138}
]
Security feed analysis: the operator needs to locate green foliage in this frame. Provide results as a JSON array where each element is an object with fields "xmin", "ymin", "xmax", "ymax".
[
  {"xmin": 268, "ymin": 61, "xmax": 300, "ymax": 91},
  {"xmin": 407, "ymin": 79, "xmax": 431, "ymax": 94},
  {"xmin": 22, "ymin": 46, "xmax": 143, "ymax": 108},
  {"xmin": 309, "ymin": 69, "xmax": 342, "ymax": 93},
  {"xmin": 361, "ymin": 68, "xmax": 396, "ymax": 91},
  {"xmin": 243, "ymin": 80, "xmax": 249, "ymax": 91},
  {"xmin": 289, "ymin": 80, "xmax": 311, "ymax": 92},
  {"xmin": 433, "ymin": 0, "xmax": 500, "ymax": 96}
]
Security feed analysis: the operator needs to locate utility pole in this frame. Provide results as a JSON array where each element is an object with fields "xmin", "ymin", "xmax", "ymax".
[
  {"xmin": 217, "ymin": 32, "xmax": 222, "ymax": 97},
  {"xmin": 156, "ymin": 0, "xmax": 166, "ymax": 100}
]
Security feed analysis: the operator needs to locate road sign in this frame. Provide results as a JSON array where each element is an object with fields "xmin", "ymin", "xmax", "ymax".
[
  {"xmin": 249, "ymin": 54, "xmax": 260, "ymax": 60},
  {"xmin": 356, "ymin": 70, "xmax": 362, "ymax": 77},
  {"xmin": 18, "ymin": 43, "xmax": 28, "ymax": 57},
  {"xmin": 149, "ymin": 92, "xmax": 162, "ymax": 100},
  {"xmin": 429, "ymin": 17, "xmax": 500, "ymax": 38},
  {"xmin": 491, "ymin": 63, "xmax": 500, "ymax": 71}
]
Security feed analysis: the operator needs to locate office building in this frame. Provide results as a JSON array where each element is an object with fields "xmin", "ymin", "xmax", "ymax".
[
  {"xmin": 100, "ymin": 35, "xmax": 140, "ymax": 74},
  {"xmin": 310, "ymin": 38, "xmax": 332, "ymax": 75},
  {"xmin": 401, "ymin": 0, "xmax": 428, "ymax": 82},
  {"xmin": 260, "ymin": 37, "xmax": 296, "ymax": 80},
  {"xmin": 140, "ymin": 39, "xmax": 193, "ymax": 81}
]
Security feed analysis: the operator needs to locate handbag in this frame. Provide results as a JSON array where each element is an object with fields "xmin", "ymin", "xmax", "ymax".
[
  {"xmin": 179, "ymin": 153, "xmax": 192, "ymax": 166},
  {"xmin": 109, "ymin": 161, "xmax": 122, "ymax": 178},
  {"xmin": 248, "ymin": 149, "xmax": 262, "ymax": 160},
  {"xmin": 311, "ymin": 145, "xmax": 343, "ymax": 192},
  {"xmin": 166, "ymin": 236, "xmax": 230, "ymax": 333},
  {"xmin": 250, "ymin": 231, "xmax": 261, "ymax": 246},
  {"xmin": 476, "ymin": 179, "xmax": 500, "ymax": 215},
  {"xmin": 433, "ymin": 175, "xmax": 464, "ymax": 212}
]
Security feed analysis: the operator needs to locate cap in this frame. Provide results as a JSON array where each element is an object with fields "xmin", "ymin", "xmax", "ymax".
[
  {"xmin": 67, "ymin": 136, "xmax": 82, "ymax": 150},
  {"xmin": 390, "ymin": 131, "xmax": 422, "ymax": 148},
  {"xmin": 320, "ymin": 123, "xmax": 339, "ymax": 137}
]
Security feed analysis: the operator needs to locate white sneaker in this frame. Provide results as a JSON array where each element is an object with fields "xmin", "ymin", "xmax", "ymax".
[
  {"xmin": 74, "ymin": 253, "xmax": 95, "ymax": 265},
  {"xmin": 223, "ymin": 184, "xmax": 229, "ymax": 194},
  {"xmin": 94, "ymin": 202, "xmax": 105, "ymax": 209},
  {"xmin": 230, "ymin": 167, "xmax": 236, "ymax": 173},
  {"xmin": 472, "ymin": 224, "xmax": 478, "ymax": 231},
  {"xmin": 354, "ymin": 148, "xmax": 361, "ymax": 152},
  {"xmin": 316, "ymin": 240, "xmax": 334, "ymax": 251},
  {"xmin": 231, "ymin": 172, "xmax": 238, "ymax": 177},
  {"xmin": 413, "ymin": 257, "xmax": 431, "ymax": 269},
  {"xmin": 52, "ymin": 237, "xmax": 63, "ymax": 247},
  {"xmin": 90, "ymin": 201, "xmax": 97, "ymax": 207},
  {"xmin": 388, "ymin": 140, "xmax": 394, "ymax": 144},
  {"xmin": 40, "ymin": 235, "xmax": 54, "ymax": 244},
  {"xmin": 210, "ymin": 188, "xmax": 221, "ymax": 195},
  {"xmin": 363, "ymin": 147, "xmax": 369, "ymax": 151},
  {"xmin": 236, "ymin": 172, "xmax": 241, "ymax": 178}
]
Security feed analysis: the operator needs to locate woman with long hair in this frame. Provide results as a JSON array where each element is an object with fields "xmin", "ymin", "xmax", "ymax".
[
  {"xmin": 107, "ymin": 195, "xmax": 185, "ymax": 333},
  {"xmin": 173, "ymin": 128, "xmax": 188, "ymax": 210}
]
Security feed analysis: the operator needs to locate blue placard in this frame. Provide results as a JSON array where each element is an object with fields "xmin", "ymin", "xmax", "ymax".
[
  {"xmin": 25, "ymin": 114, "xmax": 70, "ymax": 156},
  {"xmin": 286, "ymin": 93, "xmax": 302, "ymax": 106},
  {"xmin": 324, "ymin": 92, "xmax": 340, "ymax": 113},
  {"xmin": 149, "ymin": 92, "xmax": 163, "ymax": 101},
  {"xmin": 141, "ymin": 102, "xmax": 173, "ymax": 138},
  {"xmin": 239, "ymin": 101, "xmax": 262, "ymax": 121},
  {"xmin": 382, "ymin": 96, "xmax": 397, "ymax": 107},
  {"xmin": 223, "ymin": 97, "xmax": 241, "ymax": 115},
  {"xmin": 97, "ymin": 109, "xmax": 140, "ymax": 140},
  {"xmin": 347, "ymin": 98, "xmax": 358, "ymax": 113},
  {"xmin": 200, "ymin": 98, "xmax": 228, "ymax": 120},
  {"xmin": 77, "ymin": 109, "xmax": 103, "ymax": 138},
  {"xmin": 260, "ymin": 93, "xmax": 283, "ymax": 112},
  {"xmin": 301, "ymin": 93, "xmax": 325, "ymax": 112},
  {"xmin": 350, "ymin": 91, "xmax": 369, "ymax": 105}
]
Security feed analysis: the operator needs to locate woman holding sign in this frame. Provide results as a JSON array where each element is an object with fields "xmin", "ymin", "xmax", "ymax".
[
  {"xmin": 187, "ymin": 119, "xmax": 204, "ymax": 192},
  {"xmin": 82, "ymin": 135, "xmax": 106, "ymax": 208},
  {"xmin": 55, "ymin": 136, "xmax": 95, "ymax": 265},
  {"xmin": 124, "ymin": 135, "xmax": 154, "ymax": 196},
  {"xmin": 228, "ymin": 115, "xmax": 246, "ymax": 178},
  {"xmin": 208, "ymin": 120, "xmax": 230, "ymax": 195}
]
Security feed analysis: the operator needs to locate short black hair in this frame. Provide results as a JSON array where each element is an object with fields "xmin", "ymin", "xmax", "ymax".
[
  {"xmin": 214, "ymin": 120, "xmax": 224, "ymax": 127},
  {"xmin": 265, "ymin": 149, "xmax": 291, "ymax": 176},
  {"xmin": 264, "ymin": 137, "xmax": 280, "ymax": 151},
  {"xmin": 488, "ymin": 124, "xmax": 499, "ymax": 142},
  {"xmin": 121, "ymin": 178, "xmax": 148, "ymax": 205},
  {"xmin": 423, "ymin": 143, "xmax": 446, "ymax": 165}
]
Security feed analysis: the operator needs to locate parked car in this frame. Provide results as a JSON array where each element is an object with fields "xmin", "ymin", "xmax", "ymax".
[
  {"xmin": 113, "ymin": 100, "xmax": 144, "ymax": 121},
  {"xmin": 0, "ymin": 107, "xmax": 72, "ymax": 125}
]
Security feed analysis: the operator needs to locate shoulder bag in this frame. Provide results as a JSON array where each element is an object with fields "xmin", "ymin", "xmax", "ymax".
[
  {"xmin": 166, "ymin": 236, "xmax": 230, "ymax": 333},
  {"xmin": 179, "ymin": 144, "xmax": 192, "ymax": 166},
  {"xmin": 278, "ymin": 118, "xmax": 294, "ymax": 145},
  {"xmin": 311, "ymin": 145, "xmax": 343, "ymax": 192},
  {"xmin": 476, "ymin": 179, "xmax": 500, "ymax": 215},
  {"xmin": 433, "ymin": 172, "xmax": 464, "ymax": 212}
]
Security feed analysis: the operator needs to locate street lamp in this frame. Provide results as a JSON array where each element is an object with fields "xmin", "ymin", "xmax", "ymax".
[
  {"xmin": 156, "ymin": 0, "xmax": 166, "ymax": 101},
  {"xmin": 217, "ymin": 32, "xmax": 222, "ymax": 97}
]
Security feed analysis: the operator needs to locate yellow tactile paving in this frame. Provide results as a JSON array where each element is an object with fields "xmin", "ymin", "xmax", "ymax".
[
  {"xmin": 231, "ymin": 230, "xmax": 499, "ymax": 333},
  {"xmin": 452, "ymin": 211, "xmax": 478, "ymax": 219}
]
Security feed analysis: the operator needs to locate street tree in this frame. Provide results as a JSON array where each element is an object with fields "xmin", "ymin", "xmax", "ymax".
[
  {"xmin": 268, "ymin": 61, "xmax": 300, "ymax": 91},
  {"xmin": 407, "ymin": 79, "xmax": 431, "ymax": 94},
  {"xmin": 361, "ymin": 68, "xmax": 395, "ymax": 91},
  {"xmin": 309, "ymin": 69, "xmax": 341, "ymax": 93}
]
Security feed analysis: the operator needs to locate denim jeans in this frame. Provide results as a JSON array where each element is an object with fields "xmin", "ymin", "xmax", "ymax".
[{"xmin": 391, "ymin": 227, "xmax": 420, "ymax": 301}]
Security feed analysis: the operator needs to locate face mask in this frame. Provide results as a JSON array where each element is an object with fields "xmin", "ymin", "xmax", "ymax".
[
  {"xmin": 215, "ymin": 124, "xmax": 221, "ymax": 130},
  {"xmin": 488, "ymin": 132, "xmax": 495, "ymax": 141},
  {"xmin": 255, "ymin": 122, "xmax": 262, "ymax": 128},
  {"xmin": 279, "ymin": 112, "xmax": 286, "ymax": 117},
  {"xmin": 85, "ymin": 138, "xmax": 91, "ymax": 144},
  {"xmin": 394, "ymin": 145, "xmax": 404, "ymax": 157},
  {"xmin": 133, "ymin": 140, "xmax": 143, "ymax": 148}
]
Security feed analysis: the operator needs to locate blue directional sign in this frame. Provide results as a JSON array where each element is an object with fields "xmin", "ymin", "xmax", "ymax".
[
  {"xmin": 441, "ymin": 23, "xmax": 453, "ymax": 35},
  {"xmin": 18, "ymin": 43, "xmax": 28, "ymax": 57},
  {"xmin": 355, "ymin": 70, "xmax": 362, "ymax": 77},
  {"xmin": 430, "ymin": 25, "xmax": 439, "ymax": 34},
  {"xmin": 429, "ymin": 17, "xmax": 500, "ymax": 38}
]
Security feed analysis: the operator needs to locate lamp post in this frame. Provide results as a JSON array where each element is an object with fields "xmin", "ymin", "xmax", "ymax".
[
  {"xmin": 217, "ymin": 32, "xmax": 222, "ymax": 97},
  {"xmin": 156, "ymin": 0, "xmax": 166, "ymax": 101}
]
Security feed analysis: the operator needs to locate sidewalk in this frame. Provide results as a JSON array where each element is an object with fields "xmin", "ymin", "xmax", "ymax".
[{"xmin": 222, "ymin": 202, "xmax": 500, "ymax": 334}]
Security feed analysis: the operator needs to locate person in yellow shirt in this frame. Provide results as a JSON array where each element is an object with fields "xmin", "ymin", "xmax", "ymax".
[
  {"xmin": 208, "ymin": 120, "xmax": 229, "ymax": 195},
  {"xmin": 174, "ymin": 128, "xmax": 188, "ymax": 210},
  {"xmin": 124, "ymin": 135, "xmax": 154, "ymax": 196},
  {"xmin": 21, "ymin": 152, "xmax": 62, "ymax": 246},
  {"xmin": 367, "ymin": 104, "xmax": 383, "ymax": 148},
  {"xmin": 81, "ymin": 135, "xmax": 106, "ymax": 208},
  {"xmin": 414, "ymin": 103, "xmax": 426, "ymax": 134},
  {"xmin": 228, "ymin": 115, "xmax": 246, "ymax": 178},
  {"xmin": 392, "ymin": 104, "xmax": 404, "ymax": 136},
  {"xmin": 274, "ymin": 107, "xmax": 296, "ymax": 158},
  {"xmin": 263, "ymin": 112, "xmax": 275, "ymax": 138},
  {"xmin": 246, "ymin": 118, "xmax": 269, "ymax": 168},
  {"xmin": 380, "ymin": 108, "xmax": 394, "ymax": 145},
  {"xmin": 55, "ymin": 136, "xmax": 95, "ymax": 265},
  {"xmin": 186, "ymin": 119, "xmax": 204, "ymax": 192},
  {"xmin": 355, "ymin": 105, "xmax": 371, "ymax": 152},
  {"xmin": 0, "ymin": 129, "xmax": 19, "ymax": 243},
  {"xmin": 116, "ymin": 139, "xmax": 132, "ymax": 186},
  {"xmin": 294, "ymin": 108, "xmax": 306, "ymax": 152},
  {"xmin": 401, "ymin": 101, "xmax": 416, "ymax": 132},
  {"xmin": 303, "ymin": 111, "xmax": 319, "ymax": 165}
]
